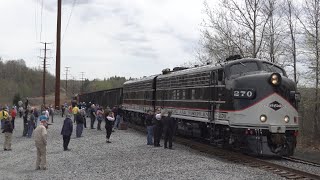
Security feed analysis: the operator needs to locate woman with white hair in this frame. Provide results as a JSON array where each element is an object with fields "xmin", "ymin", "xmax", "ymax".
[{"xmin": 105, "ymin": 111, "xmax": 115, "ymax": 143}]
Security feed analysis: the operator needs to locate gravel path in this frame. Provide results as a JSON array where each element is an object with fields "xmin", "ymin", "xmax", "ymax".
[{"xmin": 0, "ymin": 116, "xmax": 284, "ymax": 180}]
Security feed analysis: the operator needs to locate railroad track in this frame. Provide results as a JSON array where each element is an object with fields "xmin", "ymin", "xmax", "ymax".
[
  {"xmin": 282, "ymin": 156, "xmax": 320, "ymax": 168},
  {"xmin": 129, "ymin": 124, "xmax": 320, "ymax": 180}
]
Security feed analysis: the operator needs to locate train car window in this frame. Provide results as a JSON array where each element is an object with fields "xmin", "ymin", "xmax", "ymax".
[
  {"xmin": 191, "ymin": 89, "xmax": 196, "ymax": 100},
  {"xmin": 182, "ymin": 89, "xmax": 186, "ymax": 100},
  {"xmin": 173, "ymin": 90, "xmax": 176, "ymax": 100},
  {"xmin": 218, "ymin": 69, "xmax": 224, "ymax": 81},
  {"xmin": 210, "ymin": 71, "xmax": 217, "ymax": 84},
  {"xmin": 229, "ymin": 62, "xmax": 259, "ymax": 76},
  {"xmin": 261, "ymin": 62, "xmax": 285, "ymax": 76},
  {"xmin": 176, "ymin": 90, "xmax": 180, "ymax": 100}
]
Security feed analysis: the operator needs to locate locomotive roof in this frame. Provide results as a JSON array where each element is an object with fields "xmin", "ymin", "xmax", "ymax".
[
  {"xmin": 158, "ymin": 58, "xmax": 280, "ymax": 79},
  {"xmin": 124, "ymin": 58, "xmax": 275, "ymax": 84}
]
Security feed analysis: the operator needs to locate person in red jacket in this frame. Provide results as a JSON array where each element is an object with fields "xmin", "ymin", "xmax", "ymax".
[{"xmin": 10, "ymin": 107, "xmax": 17, "ymax": 129}]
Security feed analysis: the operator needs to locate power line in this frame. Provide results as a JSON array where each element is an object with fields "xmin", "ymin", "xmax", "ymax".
[
  {"xmin": 40, "ymin": 0, "xmax": 44, "ymax": 42},
  {"xmin": 34, "ymin": 0, "xmax": 38, "ymax": 41},
  {"xmin": 62, "ymin": 0, "xmax": 77, "ymax": 43}
]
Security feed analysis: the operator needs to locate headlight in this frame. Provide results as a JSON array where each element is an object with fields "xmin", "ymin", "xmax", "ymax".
[
  {"xmin": 260, "ymin": 115, "xmax": 267, "ymax": 122},
  {"xmin": 270, "ymin": 73, "xmax": 281, "ymax": 86},
  {"xmin": 284, "ymin": 116, "xmax": 290, "ymax": 123}
]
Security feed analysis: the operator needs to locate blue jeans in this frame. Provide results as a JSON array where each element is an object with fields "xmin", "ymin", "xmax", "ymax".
[
  {"xmin": 147, "ymin": 126, "xmax": 154, "ymax": 145},
  {"xmin": 27, "ymin": 124, "xmax": 34, "ymax": 138},
  {"xmin": 114, "ymin": 115, "xmax": 121, "ymax": 129}
]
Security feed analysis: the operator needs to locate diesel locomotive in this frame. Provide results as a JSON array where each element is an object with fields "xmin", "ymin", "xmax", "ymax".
[{"xmin": 79, "ymin": 57, "xmax": 300, "ymax": 156}]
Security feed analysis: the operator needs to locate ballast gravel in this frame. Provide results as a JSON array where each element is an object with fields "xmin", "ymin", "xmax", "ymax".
[
  {"xmin": 266, "ymin": 159, "xmax": 320, "ymax": 176},
  {"xmin": 0, "ymin": 116, "xmax": 284, "ymax": 180}
]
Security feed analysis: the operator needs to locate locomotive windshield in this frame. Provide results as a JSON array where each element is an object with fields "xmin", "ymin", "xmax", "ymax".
[
  {"xmin": 229, "ymin": 62, "xmax": 259, "ymax": 76},
  {"xmin": 228, "ymin": 61, "xmax": 286, "ymax": 77},
  {"xmin": 261, "ymin": 62, "xmax": 285, "ymax": 76}
]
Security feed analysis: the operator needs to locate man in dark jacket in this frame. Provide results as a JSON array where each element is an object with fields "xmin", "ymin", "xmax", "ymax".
[
  {"xmin": 162, "ymin": 111, "xmax": 175, "ymax": 149},
  {"xmin": 61, "ymin": 114, "xmax": 73, "ymax": 151}
]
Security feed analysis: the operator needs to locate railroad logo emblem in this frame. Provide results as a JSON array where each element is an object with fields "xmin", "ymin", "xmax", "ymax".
[{"xmin": 269, "ymin": 101, "xmax": 283, "ymax": 111}]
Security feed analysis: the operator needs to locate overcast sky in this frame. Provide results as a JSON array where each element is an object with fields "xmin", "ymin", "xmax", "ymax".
[{"xmin": 0, "ymin": 0, "xmax": 208, "ymax": 80}]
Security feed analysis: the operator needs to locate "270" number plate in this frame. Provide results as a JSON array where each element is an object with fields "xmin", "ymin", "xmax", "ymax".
[{"xmin": 233, "ymin": 89, "xmax": 255, "ymax": 99}]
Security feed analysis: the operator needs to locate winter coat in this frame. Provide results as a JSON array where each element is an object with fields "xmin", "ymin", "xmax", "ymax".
[
  {"xmin": 61, "ymin": 118, "xmax": 73, "ymax": 136},
  {"xmin": 162, "ymin": 116, "xmax": 175, "ymax": 132},
  {"xmin": 33, "ymin": 124, "xmax": 47, "ymax": 146},
  {"xmin": 75, "ymin": 114, "xmax": 84, "ymax": 124}
]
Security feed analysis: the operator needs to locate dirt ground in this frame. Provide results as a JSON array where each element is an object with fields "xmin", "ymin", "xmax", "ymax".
[{"xmin": 27, "ymin": 91, "xmax": 70, "ymax": 108}]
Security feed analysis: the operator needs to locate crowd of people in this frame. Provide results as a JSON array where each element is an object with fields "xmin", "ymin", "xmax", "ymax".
[{"xmin": 1, "ymin": 101, "xmax": 177, "ymax": 171}]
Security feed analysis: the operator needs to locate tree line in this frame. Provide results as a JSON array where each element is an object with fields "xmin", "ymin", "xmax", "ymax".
[{"xmin": 0, "ymin": 58, "xmax": 128, "ymax": 106}]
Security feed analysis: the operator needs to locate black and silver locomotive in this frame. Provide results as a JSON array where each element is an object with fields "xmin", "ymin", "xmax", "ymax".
[{"xmin": 79, "ymin": 57, "xmax": 300, "ymax": 156}]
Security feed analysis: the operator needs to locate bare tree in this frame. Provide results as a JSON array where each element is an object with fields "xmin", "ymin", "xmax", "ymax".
[
  {"xmin": 221, "ymin": 0, "xmax": 271, "ymax": 58},
  {"xmin": 297, "ymin": 0, "xmax": 320, "ymax": 141},
  {"xmin": 260, "ymin": 0, "xmax": 288, "ymax": 63},
  {"xmin": 200, "ymin": 1, "xmax": 245, "ymax": 63},
  {"xmin": 283, "ymin": 0, "xmax": 299, "ymax": 84}
]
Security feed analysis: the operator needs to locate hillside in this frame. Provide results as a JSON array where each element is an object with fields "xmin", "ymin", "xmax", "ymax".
[
  {"xmin": 0, "ymin": 59, "xmax": 56, "ymax": 104},
  {"xmin": 0, "ymin": 59, "xmax": 128, "ymax": 106}
]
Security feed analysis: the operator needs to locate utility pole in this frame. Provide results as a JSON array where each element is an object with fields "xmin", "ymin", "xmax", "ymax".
[
  {"xmin": 80, "ymin": 72, "xmax": 85, "ymax": 94},
  {"xmin": 64, "ymin": 67, "xmax": 70, "ymax": 97},
  {"xmin": 55, "ymin": 0, "xmax": 62, "ymax": 109},
  {"xmin": 39, "ymin": 42, "xmax": 51, "ymax": 107}
]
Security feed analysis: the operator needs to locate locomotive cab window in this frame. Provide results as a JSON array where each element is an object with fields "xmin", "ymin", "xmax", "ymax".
[
  {"xmin": 261, "ymin": 62, "xmax": 286, "ymax": 76},
  {"xmin": 229, "ymin": 62, "xmax": 259, "ymax": 77}
]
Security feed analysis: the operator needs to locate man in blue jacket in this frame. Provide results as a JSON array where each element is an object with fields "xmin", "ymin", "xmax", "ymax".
[{"xmin": 61, "ymin": 114, "xmax": 73, "ymax": 151}]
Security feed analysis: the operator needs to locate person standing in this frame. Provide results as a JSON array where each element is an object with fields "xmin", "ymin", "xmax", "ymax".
[
  {"xmin": 96, "ymin": 107, "xmax": 103, "ymax": 131},
  {"xmin": 27, "ymin": 109, "xmax": 36, "ymax": 138},
  {"xmin": 10, "ymin": 107, "xmax": 16, "ymax": 129},
  {"xmin": 80, "ymin": 108, "xmax": 87, "ymax": 128},
  {"xmin": 145, "ymin": 110, "xmax": 154, "ymax": 145},
  {"xmin": 163, "ymin": 111, "xmax": 175, "ymax": 149},
  {"xmin": 18, "ymin": 106, "xmax": 23, "ymax": 118},
  {"xmin": 38, "ymin": 111, "xmax": 48, "ymax": 126},
  {"xmin": 61, "ymin": 105, "xmax": 65, "ymax": 117},
  {"xmin": 153, "ymin": 109, "xmax": 163, "ymax": 147},
  {"xmin": 49, "ymin": 106, "xmax": 54, "ymax": 123},
  {"xmin": 72, "ymin": 105, "xmax": 79, "ymax": 123},
  {"xmin": 61, "ymin": 114, "xmax": 73, "ymax": 151},
  {"xmin": 90, "ymin": 104, "xmax": 96, "ymax": 129},
  {"xmin": 0, "ymin": 107, "xmax": 9, "ymax": 130},
  {"xmin": 33, "ymin": 108, "xmax": 39, "ymax": 127},
  {"xmin": 112, "ymin": 106, "xmax": 119, "ymax": 130},
  {"xmin": 33, "ymin": 119, "xmax": 48, "ymax": 170},
  {"xmin": 22, "ymin": 109, "xmax": 29, "ymax": 136},
  {"xmin": 3, "ymin": 117, "xmax": 13, "ymax": 151},
  {"xmin": 75, "ymin": 110, "xmax": 84, "ymax": 137},
  {"xmin": 105, "ymin": 112, "xmax": 115, "ymax": 143}
]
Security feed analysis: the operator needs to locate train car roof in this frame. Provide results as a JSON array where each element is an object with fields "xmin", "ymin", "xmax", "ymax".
[
  {"xmin": 79, "ymin": 87, "xmax": 122, "ymax": 96},
  {"xmin": 123, "ymin": 75, "xmax": 159, "ymax": 86}
]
